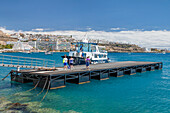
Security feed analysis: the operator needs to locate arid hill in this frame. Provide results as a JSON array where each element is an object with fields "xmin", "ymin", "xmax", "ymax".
[
  {"xmin": 99, "ymin": 43, "xmax": 145, "ymax": 53},
  {"xmin": 0, "ymin": 30, "xmax": 18, "ymax": 41}
]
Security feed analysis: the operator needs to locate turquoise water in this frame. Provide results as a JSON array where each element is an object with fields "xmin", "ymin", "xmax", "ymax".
[{"xmin": 0, "ymin": 52, "xmax": 169, "ymax": 113}]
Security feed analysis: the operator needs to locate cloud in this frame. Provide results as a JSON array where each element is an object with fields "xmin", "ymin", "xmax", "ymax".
[
  {"xmin": 0, "ymin": 27, "xmax": 17, "ymax": 34},
  {"xmin": 110, "ymin": 28, "xmax": 126, "ymax": 30},
  {"xmin": 86, "ymin": 27, "xmax": 92, "ymax": 30},
  {"xmin": 1, "ymin": 27, "xmax": 170, "ymax": 49},
  {"xmin": 32, "ymin": 28, "xmax": 50, "ymax": 32}
]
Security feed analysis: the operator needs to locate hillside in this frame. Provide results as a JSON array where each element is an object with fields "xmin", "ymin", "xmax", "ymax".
[
  {"xmin": 0, "ymin": 30, "xmax": 18, "ymax": 41},
  {"xmin": 99, "ymin": 43, "xmax": 145, "ymax": 53}
]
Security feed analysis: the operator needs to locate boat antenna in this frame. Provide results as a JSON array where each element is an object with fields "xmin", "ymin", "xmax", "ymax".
[{"xmin": 83, "ymin": 32, "xmax": 88, "ymax": 39}]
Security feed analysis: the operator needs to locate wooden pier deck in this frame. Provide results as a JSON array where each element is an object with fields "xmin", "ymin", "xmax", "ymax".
[{"xmin": 10, "ymin": 61, "xmax": 162, "ymax": 90}]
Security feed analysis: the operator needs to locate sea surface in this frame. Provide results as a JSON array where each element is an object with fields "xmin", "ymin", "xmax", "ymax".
[{"xmin": 0, "ymin": 52, "xmax": 169, "ymax": 113}]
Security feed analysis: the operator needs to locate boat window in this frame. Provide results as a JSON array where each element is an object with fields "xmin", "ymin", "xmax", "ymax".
[
  {"xmin": 98, "ymin": 47, "xmax": 106, "ymax": 53},
  {"xmin": 88, "ymin": 44, "xmax": 92, "ymax": 52},
  {"xmin": 82, "ymin": 44, "xmax": 88, "ymax": 52},
  {"xmin": 83, "ymin": 44, "xmax": 88, "ymax": 47},
  {"xmin": 84, "ymin": 53, "xmax": 86, "ymax": 58},
  {"xmin": 91, "ymin": 46, "xmax": 96, "ymax": 52},
  {"xmin": 95, "ymin": 54, "xmax": 98, "ymax": 58}
]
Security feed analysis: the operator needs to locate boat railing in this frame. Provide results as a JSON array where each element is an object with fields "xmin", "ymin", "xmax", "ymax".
[{"xmin": 0, "ymin": 54, "xmax": 56, "ymax": 68}]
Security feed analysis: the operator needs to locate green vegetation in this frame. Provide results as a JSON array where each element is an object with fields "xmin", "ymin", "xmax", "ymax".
[{"xmin": 0, "ymin": 44, "xmax": 14, "ymax": 49}]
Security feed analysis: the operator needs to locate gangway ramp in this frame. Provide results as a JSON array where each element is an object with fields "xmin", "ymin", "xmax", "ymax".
[{"xmin": 0, "ymin": 54, "xmax": 56, "ymax": 69}]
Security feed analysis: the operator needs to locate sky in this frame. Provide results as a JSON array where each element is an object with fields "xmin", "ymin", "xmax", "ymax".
[{"xmin": 1, "ymin": 0, "xmax": 170, "ymax": 48}]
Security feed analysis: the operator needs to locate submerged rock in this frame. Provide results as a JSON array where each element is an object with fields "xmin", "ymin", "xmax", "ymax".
[
  {"xmin": 0, "ymin": 88, "xmax": 14, "ymax": 94},
  {"xmin": 0, "ymin": 97, "xmax": 80, "ymax": 113},
  {"xmin": 12, "ymin": 91, "xmax": 33, "ymax": 97},
  {"xmin": 0, "ymin": 97, "xmax": 27, "ymax": 113},
  {"xmin": 25, "ymin": 101, "xmax": 61, "ymax": 113},
  {"xmin": 10, "ymin": 96, "xmax": 31, "ymax": 103},
  {"xmin": 36, "ymin": 108, "xmax": 60, "ymax": 113},
  {"xmin": 0, "ymin": 97, "xmax": 12, "ymax": 111},
  {"xmin": 8, "ymin": 91, "xmax": 33, "ymax": 103},
  {"xmin": 24, "ymin": 101, "xmax": 42, "ymax": 112},
  {"xmin": 6, "ymin": 102, "xmax": 28, "ymax": 110},
  {"xmin": 1, "ymin": 110, "xmax": 23, "ymax": 113}
]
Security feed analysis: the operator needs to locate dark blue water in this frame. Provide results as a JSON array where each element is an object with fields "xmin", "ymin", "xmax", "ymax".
[{"xmin": 0, "ymin": 53, "xmax": 169, "ymax": 113}]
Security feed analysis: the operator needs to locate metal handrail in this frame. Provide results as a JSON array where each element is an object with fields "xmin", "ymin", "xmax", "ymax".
[
  {"xmin": 0, "ymin": 54, "xmax": 56, "ymax": 68},
  {"xmin": 0, "ymin": 54, "xmax": 54, "ymax": 61}
]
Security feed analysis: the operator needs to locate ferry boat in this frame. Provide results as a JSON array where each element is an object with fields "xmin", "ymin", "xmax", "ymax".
[{"xmin": 62, "ymin": 39, "xmax": 110, "ymax": 65}]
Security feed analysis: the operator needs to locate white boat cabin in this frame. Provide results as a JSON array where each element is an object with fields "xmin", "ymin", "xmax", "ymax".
[{"xmin": 69, "ymin": 39, "xmax": 109, "ymax": 64}]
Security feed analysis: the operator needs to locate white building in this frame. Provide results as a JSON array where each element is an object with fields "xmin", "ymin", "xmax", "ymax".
[{"xmin": 12, "ymin": 41, "xmax": 33, "ymax": 50}]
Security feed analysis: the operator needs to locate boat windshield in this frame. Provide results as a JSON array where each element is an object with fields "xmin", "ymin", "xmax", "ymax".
[
  {"xmin": 72, "ymin": 42, "xmax": 97, "ymax": 52},
  {"xmin": 91, "ymin": 46, "xmax": 96, "ymax": 52},
  {"xmin": 98, "ymin": 46, "xmax": 106, "ymax": 53}
]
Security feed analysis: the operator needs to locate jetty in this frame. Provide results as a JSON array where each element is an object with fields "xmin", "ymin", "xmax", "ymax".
[
  {"xmin": 0, "ymin": 54, "xmax": 163, "ymax": 90},
  {"xmin": 8, "ymin": 61, "xmax": 162, "ymax": 90}
]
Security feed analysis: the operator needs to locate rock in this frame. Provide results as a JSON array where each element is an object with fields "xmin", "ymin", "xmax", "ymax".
[
  {"xmin": 10, "ymin": 96, "xmax": 31, "ymax": 103},
  {"xmin": 1, "ymin": 110, "xmax": 23, "ymax": 113},
  {"xmin": 24, "ymin": 101, "xmax": 42, "ymax": 112},
  {"xmin": 25, "ymin": 101, "xmax": 60, "ymax": 113},
  {"xmin": 0, "ymin": 98, "xmax": 27, "ymax": 113},
  {"xmin": 9, "ymin": 91, "xmax": 33, "ymax": 103},
  {"xmin": 4, "ymin": 102, "xmax": 28, "ymax": 112},
  {"xmin": 0, "ymin": 97, "xmax": 12, "ymax": 111},
  {"xmin": 12, "ymin": 91, "xmax": 33, "ymax": 97},
  {"xmin": 36, "ymin": 108, "xmax": 60, "ymax": 113}
]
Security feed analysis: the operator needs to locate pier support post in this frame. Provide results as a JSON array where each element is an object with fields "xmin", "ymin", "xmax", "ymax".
[
  {"xmin": 155, "ymin": 63, "xmax": 162, "ymax": 70},
  {"xmin": 91, "ymin": 70, "xmax": 109, "ymax": 80},
  {"xmin": 49, "ymin": 75, "xmax": 66, "ymax": 89},
  {"xmin": 147, "ymin": 66, "xmax": 155, "ymax": 71},
  {"xmin": 110, "ymin": 70, "xmax": 124, "ymax": 77},
  {"xmin": 99, "ymin": 70, "xmax": 109, "ymax": 80},
  {"xmin": 11, "ymin": 72, "xmax": 32, "ymax": 83},
  {"xmin": 136, "ymin": 67, "xmax": 146, "ymax": 73},
  {"xmin": 124, "ymin": 68, "xmax": 136, "ymax": 75},
  {"xmin": 117, "ymin": 70, "xmax": 124, "ymax": 77},
  {"xmin": 67, "ymin": 72, "xmax": 90, "ymax": 84},
  {"xmin": 78, "ymin": 72, "xmax": 90, "ymax": 84},
  {"xmin": 33, "ymin": 78, "xmax": 48, "ymax": 89}
]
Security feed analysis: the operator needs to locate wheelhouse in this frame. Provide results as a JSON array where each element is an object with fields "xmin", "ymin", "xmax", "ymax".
[{"xmin": 67, "ymin": 39, "xmax": 109, "ymax": 64}]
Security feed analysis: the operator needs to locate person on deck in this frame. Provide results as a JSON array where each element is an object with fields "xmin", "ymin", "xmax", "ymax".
[
  {"xmin": 69, "ymin": 56, "xmax": 74, "ymax": 70},
  {"xmin": 86, "ymin": 56, "xmax": 91, "ymax": 70},
  {"xmin": 76, "ymin": 44, "xmax": 78, "ymax": 52},
  {"xmin": 80, "ymin": 44, "xmax": 83, "ymax": 51},
  {"xmin": 82, "ymin": 52, "xmax": 84, "ymax": 58},
  {"xmin": 63, "ymin": 55, "xmax": 68, "ymax": 70}
]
